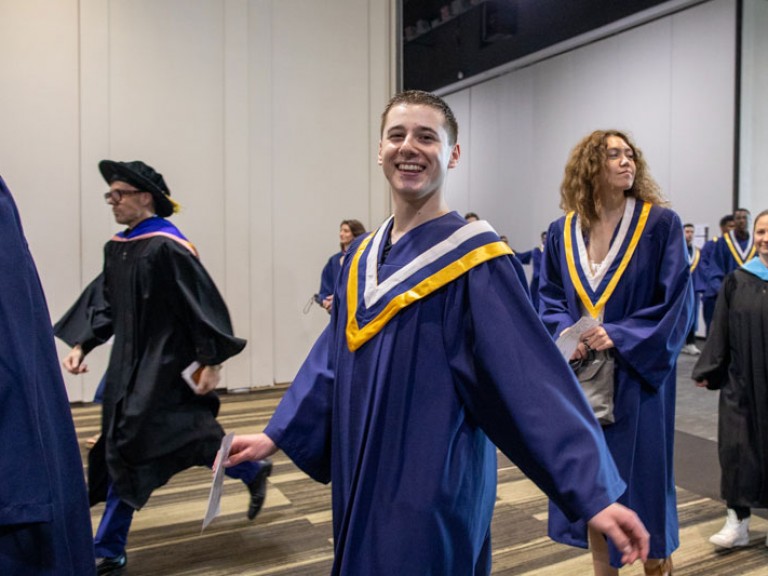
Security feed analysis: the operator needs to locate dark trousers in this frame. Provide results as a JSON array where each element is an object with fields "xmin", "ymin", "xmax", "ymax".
[
  {"xmin": 702, "ymin": 295, "xmax": 717, "ymax": 336},
  {"xmin": 94, "ymin": 460, "xmax": 263, "ymax": 558}
]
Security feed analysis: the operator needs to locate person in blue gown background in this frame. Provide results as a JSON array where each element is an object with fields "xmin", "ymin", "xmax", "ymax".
[
  {"xmin": 699, "ymin": 214, "xmax": 734, "ymax": 335},
  {"xmin": 223, "ymin": 91, "xmax": 651, "ymax": 575},
  {"xmin": 516, "ymin": 230, "xmax": 547, "ymax": 310},
  {"xmin": 317, "ymin": 219, "xmax": 366, "ymax": 313},
  {"xmin": 0, "ymin": 175, "xmax": 95, "ymax": 575},
  {"xmin": 539, "ymin": 130, "xmax": 693, "ymax": 575},
  {"xmin": 705, "ymin": 208, "xmax": 756, "ymax": 319}
]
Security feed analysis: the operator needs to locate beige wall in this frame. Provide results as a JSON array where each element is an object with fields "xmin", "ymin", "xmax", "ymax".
[
  {"xmin": 441, "ymin": 0, "xmax": 736, "ymax": 253},
  {"xmin": 0, "ymin": 0, "xmax": 394, "ymax": 401},
  {"xmin": 0, "ymin": 0, "xmax": 743, "ymax": 402}
]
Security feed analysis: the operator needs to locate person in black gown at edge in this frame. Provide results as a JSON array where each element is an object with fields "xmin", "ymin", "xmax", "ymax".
[{"xmin": 692, "ymin": 208, "xmax": 768, "ymax": 550}]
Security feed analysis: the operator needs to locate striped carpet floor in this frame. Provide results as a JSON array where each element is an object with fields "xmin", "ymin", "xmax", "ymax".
[{"xmin": 72, "ymin": 387, "xmax": 768, "ymax": 575}]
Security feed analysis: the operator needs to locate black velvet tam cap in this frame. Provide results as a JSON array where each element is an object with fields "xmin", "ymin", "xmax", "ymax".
[{"xmin": 99, "ymin": 160, "xmax": 176, "ymax": 217}]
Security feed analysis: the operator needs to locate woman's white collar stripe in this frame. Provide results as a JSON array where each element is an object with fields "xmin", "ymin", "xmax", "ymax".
[{"xmin": 576, "ymin": 197, "xmax": 635, "ymax": 292}]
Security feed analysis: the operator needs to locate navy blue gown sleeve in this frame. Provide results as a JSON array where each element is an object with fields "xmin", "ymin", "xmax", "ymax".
[
  {"xmin": 447, "ymin": 255, "xmax": 626, "ymax": 523},
  {"xmin": 603, "ymin": 211, "xmax": 693, "ymax": 389},
  {"xmin": 318, "ymin": 253, "xmax": 341, "ymax": 301},
  {"xmin": 264, "ymin": 325, "xmax": 335, "ymax": 483},
  {"xmin": 539, "ymin": 219, "xmax": 578, "ymax": 336}
]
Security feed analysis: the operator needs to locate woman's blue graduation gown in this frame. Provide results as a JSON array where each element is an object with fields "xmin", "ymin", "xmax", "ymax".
[{"xmin": 539, "ymin": 201, "xmax": 693, "ymax": 566}]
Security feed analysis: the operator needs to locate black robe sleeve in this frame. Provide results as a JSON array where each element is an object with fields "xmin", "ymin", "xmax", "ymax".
[
  {"xmin": 53, "ymin": 272, "xmax": 113, "ymax": 351},
  {"xmin": 162, "ymin": 242, "xmax": 246, "ymax": 365},
  {"xmin": 692, "ymin": 271, "xmax": 734, "ymax": 389}
]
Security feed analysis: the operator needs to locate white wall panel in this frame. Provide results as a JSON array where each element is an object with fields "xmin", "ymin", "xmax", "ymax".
[
  {"xmin": 269, "ymin": 0, "xmax": 379, "ymax": 383},
  {"xmin": 442, "ymin": 90, "xmax": 471, "ymax": 216},
  {"xmin": 0, "ymin": 0, "xmax": 393, "ymax": 398},
  {"xmin": 447, "ymin": 0, "xmax": 735, "ymax": 256},
  {"xmin": 670, "ymin": 0, "xmax": 735, "ymax": 223},
  {"xmin": 0, "ymin": 0, "xmax": 83, "ymax": 399},
  {"xmin": 739, "ymin": 0, "xmax": 768, "ymax": 212}
]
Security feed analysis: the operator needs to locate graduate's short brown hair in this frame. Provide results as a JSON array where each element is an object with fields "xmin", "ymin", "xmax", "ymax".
[{"xmin": 380, "ymin": 90, "xmax": 458, "ymax": 145}]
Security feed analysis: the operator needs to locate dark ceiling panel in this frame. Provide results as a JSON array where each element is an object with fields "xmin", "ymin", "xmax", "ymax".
[{"xmin": 402, "ymin": 0, "xmax": 674, "ymax": 92}]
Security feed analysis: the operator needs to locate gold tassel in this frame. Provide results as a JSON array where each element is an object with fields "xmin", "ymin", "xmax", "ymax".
[{"xmin": 168, "ymin": 196, "xmax": 182, "ymax": 214}]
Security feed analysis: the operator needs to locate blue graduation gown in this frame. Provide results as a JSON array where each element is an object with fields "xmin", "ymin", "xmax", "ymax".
[
  {"xmin": 319, "ymin": 251, "xmax": 343, "ymax": 301},
  {"xmin": 539, "ymin": 202, "xmax": 693, "ymax": 565},
  {"xmin": 266, "ymin": 212, "xmax": 624, "ymax": 575},
  {"xmin": 0, "ymin": 176, "xmax": 95, "ymax": 574},
  {"xmin": 516, "ymin": 245, "xmax": 544, "ymax": 309},
  {"xmin": 706, "ymin": 231, "xmax": 756, "ymax": 299}
]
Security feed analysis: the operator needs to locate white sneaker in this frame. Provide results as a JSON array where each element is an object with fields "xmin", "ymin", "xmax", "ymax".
[
  {"xmin": 682, "ymin": 343, "xmax": 701, "ymax": 355},
  {"xmin": 709, "ymin": 509, "xmax": 749, "ymax": 548}
]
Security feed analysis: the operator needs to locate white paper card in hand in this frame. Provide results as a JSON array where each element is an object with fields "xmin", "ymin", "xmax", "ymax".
[
  {"xmin": 555, "ymin": 316, "xmax": 600, "ymax": 359},
  {"xmin": 182, "ymin": 361, "xmax": 202, "ymax": 392},
  {"xmin": 202, "ymin": 432, "xmax": 234, "ymax": 533}
]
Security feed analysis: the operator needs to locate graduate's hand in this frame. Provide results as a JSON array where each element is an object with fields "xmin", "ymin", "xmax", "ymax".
[
  {"xmin": 588, "ymin": 503, "xmax": 649, "ymax": 565},
  {"xmin": 62, "ymin": 345, "xmax": 88, "ymax": 375},
  {"xmin": 220, "ymin": 433, "xmax": 278, "ymax": 469},
  {"xmin": 322, "ymin": 295, "xmax": 334, "ymax": 312},
  {"xmin": 694, "ymin": 379, "xmax": 709, "ymax": 388},
  {"xmin": 196, "ymin": 365, "xmax": 222, "ymax": 395},
  {"xmin": 581, "ymin": 326, "xmax": 614, "ymax": 352}
]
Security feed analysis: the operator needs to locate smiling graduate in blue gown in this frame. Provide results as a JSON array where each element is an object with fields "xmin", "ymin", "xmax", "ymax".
[{"xmin": 225, "ymin": 92, "xmax": 651, "ymax": 576}]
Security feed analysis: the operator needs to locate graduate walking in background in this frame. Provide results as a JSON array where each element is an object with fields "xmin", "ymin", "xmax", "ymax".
[
  {"xmin": 539, "ymin": 130, "xmax": 693, "ymax": 576},
  {"xmin": 317, "ymin": 219, "xmax": 366, "ymax": 313}
]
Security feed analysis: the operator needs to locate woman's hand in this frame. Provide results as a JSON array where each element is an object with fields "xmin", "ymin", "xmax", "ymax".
[{"xmin": 580, "ymin": 326, "xmax": 614, "ymax": 352}]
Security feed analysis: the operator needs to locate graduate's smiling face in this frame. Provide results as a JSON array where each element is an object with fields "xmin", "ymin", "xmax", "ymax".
[
  {"xmin": 106, "ymin": 181, "xmax": 154, "ymax": 228},
  {"xmin": 754, "ymin": 214, "xmax": 768, "ymax": 265},
  {"xmin": 378, "ymin": 104, "xmax": 460, "ymax": 201}
]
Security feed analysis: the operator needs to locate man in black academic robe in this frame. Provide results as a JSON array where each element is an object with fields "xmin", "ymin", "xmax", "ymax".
[{"xmin": 62, "ymin": 160, "xmax": 271, "ymax": 575}]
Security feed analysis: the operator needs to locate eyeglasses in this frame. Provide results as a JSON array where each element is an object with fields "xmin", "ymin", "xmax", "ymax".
[{"xmin": 104, "ymin": 189, "xmax": 143, "ymax": 204}]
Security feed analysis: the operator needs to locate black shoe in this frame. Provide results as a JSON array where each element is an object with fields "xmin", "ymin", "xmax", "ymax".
[
  {"xmin": 247, "ymin": 460, "xmax": 273, "ymax": 520},
  {"xmin": 96, "ymin": 553, "xmax": 127, "ymax": 575}
]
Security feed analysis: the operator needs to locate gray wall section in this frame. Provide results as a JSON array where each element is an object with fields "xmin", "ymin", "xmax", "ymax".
[
  {"xmin": 0, "ymin": 0, "xmax": 744, "ymax": 399},
  {"xmin": 441, "ymin": 0, "xmax": 736, "ymax": 252}
]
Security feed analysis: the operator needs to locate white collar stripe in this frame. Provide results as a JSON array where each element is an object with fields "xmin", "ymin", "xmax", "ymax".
[
  {"xmin": 728, "ymin": 230, "xmax": 754, "ymax": 261},
  {"xmin": 576, "ymin": 197, "xmax": 636, "ymax": 292},
  {"xmin": 363, "ymin": 218, "xmax": 498, "ymax": 308}
]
